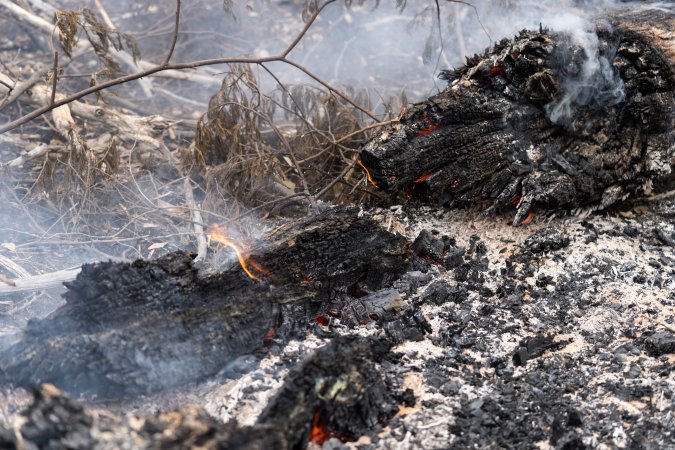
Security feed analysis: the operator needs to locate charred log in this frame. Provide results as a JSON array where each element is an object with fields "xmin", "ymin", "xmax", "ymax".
[
  {"xmin": 0, "ymin": 207, "xmax": 409, "ymax": 397},
  {"xmin": 360, "ymin": 9, "xmax": 674, "ymax": 224},
  {"xmin": 0, "ymin": 337, "xmax": 404, "ymax": 450}
]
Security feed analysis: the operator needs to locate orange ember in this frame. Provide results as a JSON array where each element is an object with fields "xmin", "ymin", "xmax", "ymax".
[
  {"xmin": 511, "ymin": 193, "xmax": 522, "ymax": 206},
  {"xmin": 357, "ymin": 160, "xmax": 378, "ymax": 188},
  {"xmin": 310, "ymin": 410, "xmax": 331, "ymax": 445},
  {"xmin": 490, "ymin": 66, "xmax": 505, "ymax": 76},
  {"xmin": 246, "ymin": 257, "xmax": 271, "ymax": 278},
  {"xmin": 414, "ymin": 172, "xmax": 434, "ymax": 183},
  {"xmin": 417, "ymin": 123, "xmax": 440, "ymax": 136},
  {"xmin": 207, "ymin": 224, "xmax": 261, "ymax": 281},
  {"xmin": 416, "ymin": 111, "xmax": 444, "ymax": 137},
  {"xmin": 520, "ymin": 210, "xmax": 536, "ymax": 225}
]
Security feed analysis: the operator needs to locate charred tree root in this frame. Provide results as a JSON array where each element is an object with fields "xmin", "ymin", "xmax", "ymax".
[
  {"xmin": 0, "ymin": 207, "xmax": 409, "ymax": 397},
  {"xmin": 360, "ymin": 10, "xmax": 674, "ymax": 225},
  {"xmin": 0, "ymin": 336, "xmax": 406, "ymax": 450}
]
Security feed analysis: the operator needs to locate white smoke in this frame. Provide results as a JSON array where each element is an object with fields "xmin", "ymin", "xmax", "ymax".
[{"xmin": 545, "ymin": 16, "xmax": 625, "ymax": 125}]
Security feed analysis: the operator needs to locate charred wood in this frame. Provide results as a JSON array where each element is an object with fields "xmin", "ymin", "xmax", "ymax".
[
  {"xmin": 0, "ymin": 336, "xmax": 404, "ymax": 450},
  {"xmin": 360, "ymin": 10, "xmax": 674, "ymax": 224},
  {"xmin": 0, "ymin": 207, "xmax": 409, "ymax": 397}
]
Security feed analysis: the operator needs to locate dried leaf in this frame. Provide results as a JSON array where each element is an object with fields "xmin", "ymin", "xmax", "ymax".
[
  {"xmin": 121, "ymin": 33, "xmax": 142, "ymax": 64},
  {"xmin": 1, "ymin": 243, "xmax": 17, "ymax": 251},
  {"xmin": 148, "ymin": 242, "xmax": 167, "ymax": 250},
  {"xmin": 54, "ymin": 10, "xmax": 79, "ymax": 58}
]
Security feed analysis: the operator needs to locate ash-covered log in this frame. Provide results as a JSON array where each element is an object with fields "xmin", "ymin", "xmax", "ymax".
[
  {"xmin": 360, "ymin": 9, "xmax": 674, "ymax": 224},
  {"xmin": 0, "ymin": 336, "xmax": 405, "ymax": 449},
  {"xmin": 0, "ymin": 207, "xmax": 409, "ymax": 397}
]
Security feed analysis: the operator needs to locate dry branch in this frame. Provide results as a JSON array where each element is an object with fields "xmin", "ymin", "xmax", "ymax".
[
  {"xmin": 0, "ymin": 0, "xmax": 379, "ymax": 134},
  {"xmin": 0, "ymin": 268, "xmax": 80, "ymax": 295}
]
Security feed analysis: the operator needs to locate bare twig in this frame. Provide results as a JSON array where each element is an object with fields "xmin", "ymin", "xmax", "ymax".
[
  {"xmin": 0, "ymin": 253, "xmax": 31, "ymax": 279},
  {"xmin": 446, "ymin": 0, "xmax": 491, "ymax": 44},
  {"xmin": 315, "ymin": 156, "xmax": 358, "ymax": 199},
  {"xmin": 0, "ymin": 68, "xmax": 47, "ymax": 112},
  {"xmin": 232, "ymin": 192, "xmax": 309, "ymax": 221},
  {"xmin": 163, "ymin": 0, "xmax": 181, "ymax": 66},
  {"xmin": 183, "ymin": 176, "xmax": 207, "ymax": 261},
  {"xmin": 50, "ymin": 51, "xmax": 58, "ymax": 105},
  {"xmin": 280, "ymin": 57, "xmax": 377, "ymax": 121}
]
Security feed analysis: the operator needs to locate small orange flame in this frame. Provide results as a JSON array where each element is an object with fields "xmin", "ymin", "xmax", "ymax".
[
  {"xmin": 358, "ymin": 160, "xmax": 378, "ymax": 188},
  {"xmin": 208, "ymin": 224, "xmax": 260, "ymax": 281}
]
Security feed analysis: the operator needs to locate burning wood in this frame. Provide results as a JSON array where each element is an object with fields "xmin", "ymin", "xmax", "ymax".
[
  {"xmin": 360, "ymin": 9, "xmax": 674, "ymax": 224},
  {"xmin": 0, "ymin": 337, "xmax": 406, "ymax": 449},
  {"xmin": 0, "ymin": 207, "xmax": 409, "ymax": 397},
  {"xmin": 207, "ymin": 224, "xmax": 265, "ymax": 281}
]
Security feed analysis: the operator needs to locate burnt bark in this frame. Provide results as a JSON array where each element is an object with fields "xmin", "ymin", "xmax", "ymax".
[
  {"xmin": 0, "ymin": 336, "xmax": 403, "ymax": 450},
  {"xmin": 0, "ymin": 207, "xmax": 409, "ymax": 397},
  {"xmin": 360, "ymin": 10, "xmax": 674, "ymax": 224}
]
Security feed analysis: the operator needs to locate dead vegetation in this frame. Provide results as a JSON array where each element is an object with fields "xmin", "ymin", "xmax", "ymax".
[
  {"xmin": 0, "ymin": 0, "xmax": 409, "ymax": 312},
  {"xmin": 0, "ymin": 0, "xmax": 482, "ymax": 315}
]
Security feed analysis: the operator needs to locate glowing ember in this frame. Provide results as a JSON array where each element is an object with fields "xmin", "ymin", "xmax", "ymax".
[
  {"xmin": 310, "ymin": 410, "xmax": 331, "ymax": 445},
  {"xmin": 520, "ymin": 210, "xmax": 536, "ymax": 225},
  {"xmin": 511, "ymin": 193, "xmax": 522, "ymax": 206},
  {"xmin": 416, "ymin": 112, "xmax": 444, "ymax": 137},
  {"xmin": 358, "ymin": 160, "xmax": 378, "ymax": 188},
  {"xmin": 490, "ymin": 65, "xmax": 505, "ymax": 76},
  {"xmin": 417, "ymin": 123, "xmax": 440, "ymax": 136},
  {"xmin": 414, "ymin": 172, "xmax": 434, "ymax": 183},
  {"xmin": 246, "ymin": 257, "xmax": 272, "ymax": 279},
  {"xmin": 207, "ymin": 224, "xmax": 261, "ymax": 281}
]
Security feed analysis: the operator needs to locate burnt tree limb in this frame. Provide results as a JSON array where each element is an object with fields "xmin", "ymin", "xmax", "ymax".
[
  {"xmin": 360, "ymin": 9, "xmax": 674, "ymax": 225},
  {"xmin": 0, "ymin": 207, "xmax": 409, "ymax": 397},
  {"xmin": 0, "ymin": 337, "xmax": 403, "ymax": 450}
]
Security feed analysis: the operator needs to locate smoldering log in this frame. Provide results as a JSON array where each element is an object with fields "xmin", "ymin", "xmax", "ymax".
[
  {"xmin": 0, "ymin": 207, "xmax": 409, "ymax": 397},
  {"xmin": 360, "ymin": 9, "xmax": 674, "ymax": 225},
  {"xmin": 0, "ymin": 337, "xmax": 404, "ymax": 450}
]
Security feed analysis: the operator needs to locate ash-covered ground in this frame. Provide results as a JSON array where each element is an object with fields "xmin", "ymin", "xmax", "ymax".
[{"xmin": 3, "ymin": 201, "xmax": 671, "ymax": 449}]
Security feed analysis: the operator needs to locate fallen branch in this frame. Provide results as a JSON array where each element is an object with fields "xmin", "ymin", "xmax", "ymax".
[
  {"xmin": 0, "ymin": 71, "xmax": 172, "ymax": 145},
  {"xmin": 0, "ymin": 254, "xmax": 30, "ymax": 279},
  {"xmin": 0, "ymin": 267, "xmax": 80, "ymax": 295}
]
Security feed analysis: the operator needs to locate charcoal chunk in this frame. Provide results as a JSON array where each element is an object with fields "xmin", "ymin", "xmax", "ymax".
[
  {"xmin": 512, "ymin": 334, "xmax": 570, "ymax": 365},
  {"xmin": 444, "ymin": 247, "xmax": 466, "ymax": 269},
  {"xmin": 643, "ymin": 331, "xmax": 675, "ymax": 356},
  {"xmin": 524, "ymin": 227, "xmax": 571, "ymax": 253},
  {"xmin": 412, "ymin": 229, "xmax": 445, "ymax": 262},
  {"xmin": 421, "ymin": 280, "xmax": 453, "ymax": 305}
]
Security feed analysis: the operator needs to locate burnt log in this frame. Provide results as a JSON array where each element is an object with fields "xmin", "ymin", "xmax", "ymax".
[
  {"xmin": 0, "ymin": 207, "xmax": 409, "ymax": 397},
  {"xmin": 0, "ymin": 337, "xmax": 403, "ymax": 450},
  {"xmin": 360, "ymin": 9, "xmax": 674, "ymax": 224}
]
